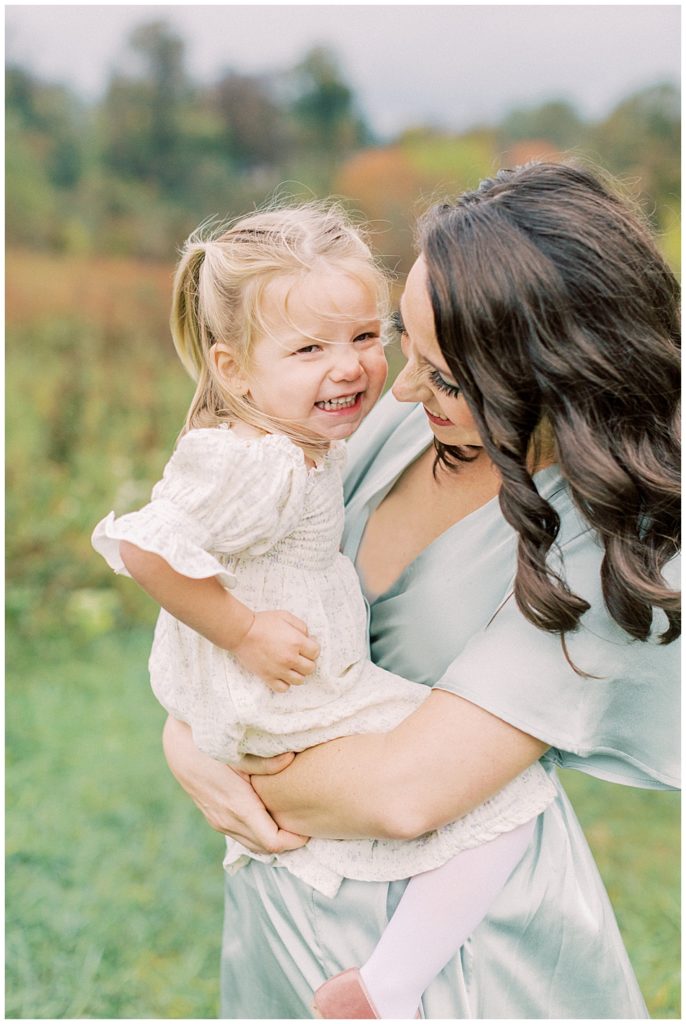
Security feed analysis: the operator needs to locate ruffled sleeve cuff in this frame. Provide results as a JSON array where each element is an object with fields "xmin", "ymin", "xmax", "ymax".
[{"xmin": 91, "ymin": 503, "xmax": 237, "ymax": 589}]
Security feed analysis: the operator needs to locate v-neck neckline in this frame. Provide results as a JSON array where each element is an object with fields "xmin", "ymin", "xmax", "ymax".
[
  {"xmin": 356, "ymin": 458, "xmax": 504, "ymax": 606},
  {"xmin": 353, "ymin": 431, "xmax": 565, "ymax": 607}
]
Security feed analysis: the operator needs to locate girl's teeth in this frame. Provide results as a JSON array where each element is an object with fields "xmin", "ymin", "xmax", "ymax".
[{"xmin": 316, "ymin": 395, "xmax": 357, "ymax": 410}]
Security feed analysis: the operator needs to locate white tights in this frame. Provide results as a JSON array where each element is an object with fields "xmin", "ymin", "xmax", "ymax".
[{"xmin": 359, "ymin": 817, "xmax": 537, "ymax": 1018}]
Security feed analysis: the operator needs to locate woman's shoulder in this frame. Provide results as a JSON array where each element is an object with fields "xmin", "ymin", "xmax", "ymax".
[
  {"xmin": 435, "ymin": 474, "xmax": 681, "ymax": 788},
  {"xmin": 344, "ymin": 395, "xmax": 429, "ymax": 499},
  {"xmin": 346, "ymin": 393, "xmax": 419, "ymax": 459}
]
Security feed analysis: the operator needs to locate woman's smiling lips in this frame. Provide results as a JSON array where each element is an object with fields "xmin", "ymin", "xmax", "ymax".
[{"xmin": 423, "ymin": 405, "xmax": 453, "ymax": 427}]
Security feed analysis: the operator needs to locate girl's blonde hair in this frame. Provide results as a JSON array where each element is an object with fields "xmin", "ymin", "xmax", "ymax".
[{"xmin": 169, "ymin": 201, "xmax": 388, "ymax": 449}]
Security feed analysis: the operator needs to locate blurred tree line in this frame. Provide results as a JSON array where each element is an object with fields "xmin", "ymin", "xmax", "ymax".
[
  {"xmin": 6, "ymin": 21, "xmax": 370, "ymax": 257},
  {"xmin": 6, "ymin": 19, "xmax": 680, "ymax": 268}
]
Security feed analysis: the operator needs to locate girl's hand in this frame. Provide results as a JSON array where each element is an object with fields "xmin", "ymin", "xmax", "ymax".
[
  {"xmin": 233, "ymin": 610, "xmax": 320, "ymax": 693},
  {"xmin": 162, "ymin": 717, "xmax": 308, "ymax": 854}
]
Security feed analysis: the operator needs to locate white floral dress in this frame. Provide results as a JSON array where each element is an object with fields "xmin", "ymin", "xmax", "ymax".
[{"xmin": 92, "ymin": 427, "xmax": 555, "ymax": 897}]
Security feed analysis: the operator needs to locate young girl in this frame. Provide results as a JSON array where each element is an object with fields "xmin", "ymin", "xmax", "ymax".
[{"xmin": 92, "ymin": 203, "xmax": 555, "ymax": 1019}]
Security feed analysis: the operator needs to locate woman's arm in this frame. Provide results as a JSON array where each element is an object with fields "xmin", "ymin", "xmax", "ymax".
[
  {"xmin": 120, "ymin": 540, "xmax": 318, "ymax": 690},
  {"xmin": 252, "ymin": 689, "xmax": 549, "ymax": 840}
]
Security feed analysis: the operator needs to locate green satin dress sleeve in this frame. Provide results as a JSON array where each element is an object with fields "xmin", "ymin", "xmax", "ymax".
[{"xmin": 219, "ymin": 394, "xmax": 680, "ymax": 1019}]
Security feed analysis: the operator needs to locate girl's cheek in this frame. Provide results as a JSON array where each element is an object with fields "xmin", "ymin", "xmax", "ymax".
[{"xmin": 367, "ymin": 350, "xmax": 389, "ymax": 392}]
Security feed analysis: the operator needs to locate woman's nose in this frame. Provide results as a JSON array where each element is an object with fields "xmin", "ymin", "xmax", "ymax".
[{"xmin": 391, "ymin": 360, "xmax": 428, "ymax": 403}]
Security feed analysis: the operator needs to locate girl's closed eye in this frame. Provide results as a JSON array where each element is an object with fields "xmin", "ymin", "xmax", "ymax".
[{"xmin": 294, "ymin": 343, "xmax": 323, "ymax": 355}]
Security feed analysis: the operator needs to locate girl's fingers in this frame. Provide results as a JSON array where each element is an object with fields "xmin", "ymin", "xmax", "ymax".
[
  {"xmin": 280, "ymin": 611, "xmax": 309, "ymax": 633},
  {"xmin": 288, "ymin": 671, "xmax": 305, "ymax": 686},
  {"xmin": 270, "ymin": 679, "xmax": 290, "ymax": 693},
  {"xmin": 300, "ymin": 636, "xmax": 320, "ymax": 660},
  {"xmin": 295, "ymin": 655, "xmax": 316, "ymax": 676}
]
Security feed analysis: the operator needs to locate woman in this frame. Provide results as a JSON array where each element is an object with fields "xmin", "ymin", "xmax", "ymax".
[{"xmin": 163, "ymin": 162, "xmax": 680, "ymax": 1018}]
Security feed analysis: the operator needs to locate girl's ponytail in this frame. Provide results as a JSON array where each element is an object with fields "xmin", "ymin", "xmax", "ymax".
[
  {"xmin": 170, "ymin": 237, "xmax": 232, "ymax": 432},
  {"xmin": 170, "ymin": 241, "xmax": 209, "ymax": 381}
]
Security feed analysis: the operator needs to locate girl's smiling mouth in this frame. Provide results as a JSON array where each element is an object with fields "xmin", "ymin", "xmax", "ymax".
[{"xmin": 315, "ymin": 393, "xmax": 362, "ymax": 412}]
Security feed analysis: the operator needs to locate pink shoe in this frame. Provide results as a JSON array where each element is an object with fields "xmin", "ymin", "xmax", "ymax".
[{"xmin": 312, "ymin": 967, "xmax": 421, "ymax": 1019}]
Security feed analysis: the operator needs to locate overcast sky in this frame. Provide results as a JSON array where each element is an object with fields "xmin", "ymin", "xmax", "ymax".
[{"xmin": 5, "ymin": 4, "xmax": 681, "ymax": 136}]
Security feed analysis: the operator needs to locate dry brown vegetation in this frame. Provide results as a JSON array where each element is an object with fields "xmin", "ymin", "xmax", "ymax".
[{"xmin": 7, "ymin": 249, "xmax": 174, "ymax": 336}]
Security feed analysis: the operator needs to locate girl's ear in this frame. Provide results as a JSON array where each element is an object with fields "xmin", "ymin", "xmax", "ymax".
[{"xmin": 211, "ymin": 343, "xmax": 250, "ymax": 396}]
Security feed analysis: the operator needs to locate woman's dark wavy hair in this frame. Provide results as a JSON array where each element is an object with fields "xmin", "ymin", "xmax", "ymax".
[{"xmin": 419, "ymin": 161, "xmax": 680, "ymax": 648}]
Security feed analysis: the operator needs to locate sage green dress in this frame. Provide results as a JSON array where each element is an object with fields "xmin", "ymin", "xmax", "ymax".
[{"xmin": 219, "ymin": 395, "xmax": 680, "ymax": 1019}]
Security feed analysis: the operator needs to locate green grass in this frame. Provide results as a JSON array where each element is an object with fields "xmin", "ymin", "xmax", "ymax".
[
  {"xmin": 6, "ymin": 626, "xmax": 680, "ymax": 1018},
  {"xmin": 6, "ymin": 628, "xmax": 226, "ymax": 1019},
  {"xmin": 560, "ymin": 770, "xmax": 680, "ymax": 1018}
]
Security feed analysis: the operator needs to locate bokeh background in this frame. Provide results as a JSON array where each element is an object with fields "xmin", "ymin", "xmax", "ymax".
[{"xmin": 6, "ymin": 4, "xmax": 680, "ymax": 1018}]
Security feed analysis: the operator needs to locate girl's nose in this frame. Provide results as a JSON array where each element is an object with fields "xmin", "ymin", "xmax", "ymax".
[
  {"xmin": 329, "ymin": 344, "xmax": 364, "ymax": 381},
  {"xmin": 391, "ymin": 360, "xmax": 429, "ymax": 403}
]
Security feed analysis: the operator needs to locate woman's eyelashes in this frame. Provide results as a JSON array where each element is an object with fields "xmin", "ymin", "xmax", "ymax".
[
  {"xmin": 429, "ymin": 368, "xmax": 461, "ymax": 398},
  {"xmin": 390, "ymin": 310, "xmax": 406, "ymax": 336},
  {"xmin": 390, "ymin": 310, "xmax": 460, "ymax": 397}
]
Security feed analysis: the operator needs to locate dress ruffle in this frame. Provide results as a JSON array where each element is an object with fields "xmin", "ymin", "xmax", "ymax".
[{"xmin": 91, "ymin": 507, "xmax": 236, "ymax": 589}]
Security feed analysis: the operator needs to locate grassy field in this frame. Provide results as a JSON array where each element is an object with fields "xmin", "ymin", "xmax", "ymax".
[
  {"xmin": 6, "ymin": 628, "xmax": 225, "ymax": 1019},
  {"xmin": 6, "ymin": 249, "xmax": 680, "ymax": 1018},
  {"xmin": 6, "ymin": 626, "xmax": 680, "ymax": 1019}
]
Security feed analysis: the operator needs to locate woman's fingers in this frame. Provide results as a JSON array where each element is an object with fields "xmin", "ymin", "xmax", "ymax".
[
  {"xmin": 162, "ymin": 718, "xmax": 307, "ymax": 854},
  {"xmin": 236, "ymin": 806, "xmax": 307, "ymax": 853},
  {"xmin": 273, "ymin": 828, "xmax": 309, "ymax": 852},
  {"xmin": 237, "ymin": 751, "xmax": 295, "ymax": 775}
]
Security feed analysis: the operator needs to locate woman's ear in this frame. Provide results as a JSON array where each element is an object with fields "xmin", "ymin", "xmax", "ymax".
[{"xmin": 211, "ymin": 343, "xmax": 250, "ymax": 396}]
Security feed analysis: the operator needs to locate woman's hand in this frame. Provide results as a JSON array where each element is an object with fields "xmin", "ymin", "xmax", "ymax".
[{"xmin": 162, "ymin": 716, "xmax": 308, "ymax": 854}]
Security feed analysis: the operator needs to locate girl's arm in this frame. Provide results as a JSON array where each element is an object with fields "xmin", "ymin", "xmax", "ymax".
[
  {"xmin": 252, "ymin": 689, "xmax": 549, "ymax": 840},
  {"xmin": 119, "ymin": 541, "xmax": 319, "ymax": 692}
]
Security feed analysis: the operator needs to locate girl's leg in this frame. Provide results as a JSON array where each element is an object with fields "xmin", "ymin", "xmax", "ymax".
[{"xmin": 359, "ymin": 818, "xmax": 536, "ymax": 1019}]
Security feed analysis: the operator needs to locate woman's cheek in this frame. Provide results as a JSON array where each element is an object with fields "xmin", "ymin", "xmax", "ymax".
[{"xmin": 445, "ymin": 397, "xmax": 483, "ymax": 445}]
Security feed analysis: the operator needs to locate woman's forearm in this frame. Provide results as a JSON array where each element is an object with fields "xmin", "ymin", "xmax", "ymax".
[
  {"xmin": 256, "ymin": 731, "xmax": 400, "ymax": 840},
  {"xmin": 253, "ymin": 689, "xmax": 549, "ymax": 840}
]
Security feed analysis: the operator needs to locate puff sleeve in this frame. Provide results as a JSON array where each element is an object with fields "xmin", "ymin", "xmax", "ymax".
[{"xmin": 92, "ymin": 429, "xmax": 308, "ymax": 589}]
